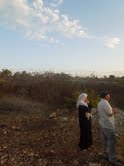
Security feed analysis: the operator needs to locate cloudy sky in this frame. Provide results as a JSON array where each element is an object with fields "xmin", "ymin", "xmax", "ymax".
[{"xmin": 0, "ymin": 0, "xmax": 124, "ymax": 76}]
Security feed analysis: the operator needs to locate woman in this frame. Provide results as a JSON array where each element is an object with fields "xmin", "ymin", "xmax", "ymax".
[{"xmin": 77, "ymin": 93, "xmax": 92, "ymax": 150}]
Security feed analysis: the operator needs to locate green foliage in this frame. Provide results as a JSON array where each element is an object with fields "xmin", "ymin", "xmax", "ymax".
[
  {"xmin": 64, "ymin": 90, "xmax": 80, "ymax": 109},
  {"xmin": 83, "ymin": 89, "xmax": 100, "ymax": 108},
  {"xmin": 64, "ymin": 89, "xmax": 100, "ymax": 109}
]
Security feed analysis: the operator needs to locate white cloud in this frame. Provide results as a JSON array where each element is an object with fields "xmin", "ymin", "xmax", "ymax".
[
  {"xmin": 0, "ymin": 0, "xmax": 32, "ymax": 29},
  {"xmin": 0, "ymin": 0, "xmax": 87, "ymax": 43},
  {"xmin": 49, "ymin": 0, "xmax": 63, "ymax": 7},
  {"xmin": 104, "ymin": 37, "xmax": 120, "ymax": 48},
  {"xmin": 60, "ymin": 15, "xmax": 87, "ymax": 38}
]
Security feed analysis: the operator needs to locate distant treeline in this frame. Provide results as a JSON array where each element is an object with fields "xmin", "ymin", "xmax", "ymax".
[{"xmin": 0, "ymin": 69, "xmax": 124, "ymax": 109}]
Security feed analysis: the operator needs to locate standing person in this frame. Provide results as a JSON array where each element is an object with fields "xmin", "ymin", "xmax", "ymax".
[
  {"xmin": 77, "ymin": 93, "xmax": 92, "ymax": 150},
  {"xmin": 97, "ymin": 91, "xmax": 122, "ymax": 166}
]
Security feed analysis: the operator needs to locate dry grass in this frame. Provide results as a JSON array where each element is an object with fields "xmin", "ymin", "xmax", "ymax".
[
  {"xmin": 0, "ymin": 71, "xmax": 124, "ymax": 109},
  {"xmin": 0, "ymin": 96, "xmax": 52, "ymax": 121}
]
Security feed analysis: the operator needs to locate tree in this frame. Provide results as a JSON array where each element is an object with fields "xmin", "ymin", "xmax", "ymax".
[
  {"xmin": 109, "ymin": 75, "xmax": 115, "ymax": 79},
  {"xmin": 0, "ymin": 69, "xmax": 12, "ymax": 79}
]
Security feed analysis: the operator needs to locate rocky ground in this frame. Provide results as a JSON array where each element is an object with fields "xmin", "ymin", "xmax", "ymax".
[{"xmin": 0, "ymin": 107, "xmax": 124, "ymax": 166}]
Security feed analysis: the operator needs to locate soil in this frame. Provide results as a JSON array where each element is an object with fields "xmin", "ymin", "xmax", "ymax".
[{"xmin": 0, "ymin": 109, "xmax": 123, "ymax": 166}]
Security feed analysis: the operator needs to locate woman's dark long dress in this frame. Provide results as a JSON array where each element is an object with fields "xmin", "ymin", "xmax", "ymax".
[{"xmin": 78, "ymin": 104, "xmax": 92, "ymax": 150}]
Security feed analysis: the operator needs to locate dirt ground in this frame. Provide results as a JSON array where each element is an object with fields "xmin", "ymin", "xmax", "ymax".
[{"xmin": 0, "ymin": 109, "xmax": 123, "ymax": 166}]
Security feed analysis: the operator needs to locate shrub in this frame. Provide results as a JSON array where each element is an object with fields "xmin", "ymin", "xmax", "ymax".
[
  {"xmin": 0, "ymin": 69, "xmax": 124, "ymax": 110},
  {"xmin": 64, "ymin": 90, "xmax": 80, "ymax": 109},
  {"xmin": 64, "ymin": 89, "xmax": 100, "ymax": 109},
  {"xmin": 84, "ymin": 89, "xmax": 100, "ymax": 108}
]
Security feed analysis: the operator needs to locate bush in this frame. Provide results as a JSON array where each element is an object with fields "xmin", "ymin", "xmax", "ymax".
[
  {"xmin": 64, "ymin": 90, "xmax": 79, "ymax": 109},
  {"xmin": 0, "ymin": 69, "xmax": 124, "ymax": 110},
  {"xmin": 64, "ymin": 89, "xmax": 100, "ymax": 109}
]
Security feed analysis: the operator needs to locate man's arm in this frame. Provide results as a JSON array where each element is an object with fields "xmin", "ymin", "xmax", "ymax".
[
  {"xmin": 108, "ymin": 107, "xmax": 117, "ymax": 116},
  {"xmin": 105, "ymin": 102, "xmax": 117, "ymax": 116}
]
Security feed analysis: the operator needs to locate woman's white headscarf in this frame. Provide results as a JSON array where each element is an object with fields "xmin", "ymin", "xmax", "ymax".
[{"xmin": 76, "ymin": 93, "xmax": 88, "ymax": 108}]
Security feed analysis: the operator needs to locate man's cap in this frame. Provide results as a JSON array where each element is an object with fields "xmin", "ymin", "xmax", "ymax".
[{"xmin": 100, "ymin": 91, "xmax": 110, "ymax": 98}]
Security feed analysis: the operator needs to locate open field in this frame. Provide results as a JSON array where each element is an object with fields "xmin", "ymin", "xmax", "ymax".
[
  {"xmin": 0, "ymin": 71, "xmax": 124, "ymax": 165},
  {"xmin": 0, "ymin": 99, "xmax": 124, "ymax": 166}
]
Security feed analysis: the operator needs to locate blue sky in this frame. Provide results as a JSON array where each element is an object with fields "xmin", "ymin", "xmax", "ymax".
[{"xmin": 0, "ymin": 0, "xmax": 124, "ymax": 76}]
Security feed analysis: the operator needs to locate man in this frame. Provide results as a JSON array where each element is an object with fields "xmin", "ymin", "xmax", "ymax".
[{"xmin": 97, "ymin": 91, "xmax": 122, "ymax": 166}]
